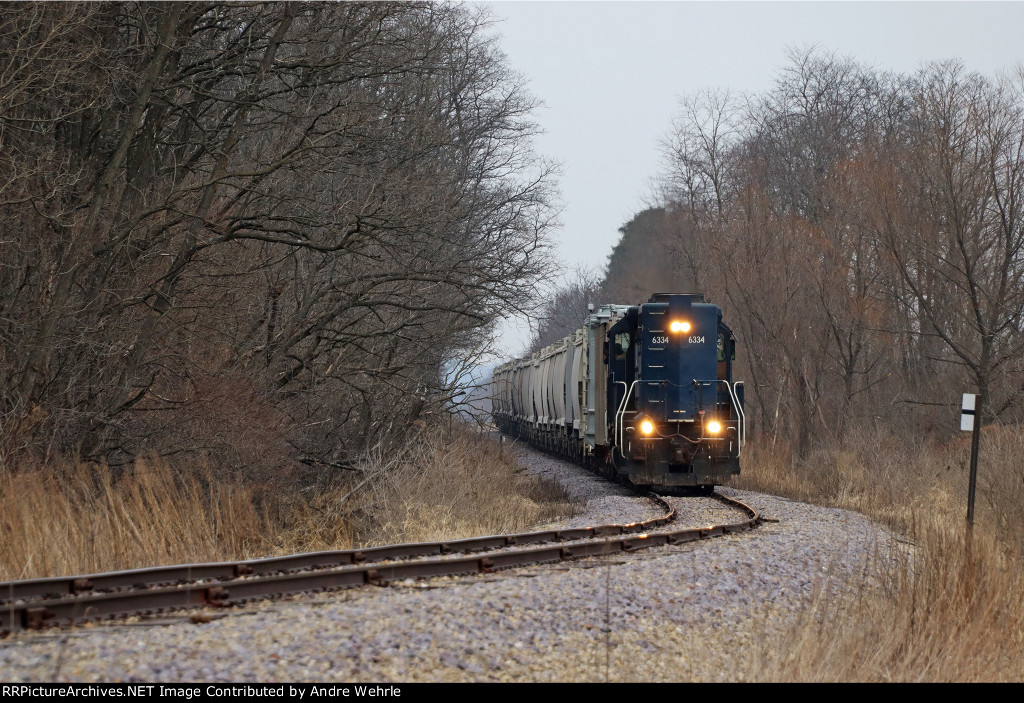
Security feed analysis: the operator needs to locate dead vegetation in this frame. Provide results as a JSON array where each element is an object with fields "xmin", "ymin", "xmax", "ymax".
[
  {"xmin": 0, "ymin": 3, "xmax": 555, "ymax": 475},
  {"xmin": 735, "ymin": 424, "xmax": 1024, "ymax": 550},
  {"xmin": 0, "ymin": 458, "xmax": 283, "ymax": 580},
  {"xmin": 349, "ymin": 429, "xmax": 575, "ymax": 545},
  {"xmin": 730, "ymin": 425, "xmax": 1024, "ymax": 682},
  {"xmin": 0, "ymin": 425, "xmax": 575, "ymax": 581},
  {"xmin": 742, "ymin": 524, "xmax": 1024, "ymax": 682}
]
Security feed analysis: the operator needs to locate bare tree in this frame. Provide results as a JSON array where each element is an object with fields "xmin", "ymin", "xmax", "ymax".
[
  {"xmin": 660, "ymin": 87, "xmax": 744, "ymax": 224},
  {"xmin": 652, "ymin": 48, "xmax": 1001, "ymax": 452},
  {"xmin": 877, "ymin": 62, "xmax": 1024, "ymax": 418},
  {"xmin": 527, "ymin": 266, "xmax": 604, "ymax": 353},
  {"xmin": 0, "ymin": 2, "xmax": 557, "ymax": 472}
]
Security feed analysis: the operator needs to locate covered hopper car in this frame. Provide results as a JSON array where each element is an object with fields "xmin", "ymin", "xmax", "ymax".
[{"xmin": 491, "ymin": 293, "xmax": 745, "ymax": 492}]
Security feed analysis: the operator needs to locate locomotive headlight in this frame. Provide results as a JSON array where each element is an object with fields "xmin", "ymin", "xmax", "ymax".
[
  {"xmin": 706, "ymin": 420, "xmax": 723, "ymax": 435},
  {"xmin": 670, "ymin": 320, "xmax": 691, "ymax": 333},
  {"xmin": 640, "ymin": 419, "xmax": 655, "ymax": 435}
]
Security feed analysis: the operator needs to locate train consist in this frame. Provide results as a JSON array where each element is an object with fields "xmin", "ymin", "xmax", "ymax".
[{"xmin": 491, "ymin": 293, "xmax": 745, "ymax": 492}]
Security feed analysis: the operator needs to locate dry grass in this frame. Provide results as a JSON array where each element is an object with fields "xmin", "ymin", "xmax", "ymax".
[
  {"xmin": 0, "ymin": 459, "xmax": 290, "ymax": 580},
  {"xmin": 729, "ymin": 424, "xmax": 1024, "ymax": 681},
  {"xmin": 0, "ymin": 424, "xmax": 575, "ymax": 581},
  {"xmin": 735, "ymin": 424, "xmax": 1024, "ymax": 549},
  {"xmin": 350, "ymin": 428, "xmax": 575, "ymax": 545},
  {"xmin": 740, "ymin": 524, "xmax": 1024, "ymax": 681}
]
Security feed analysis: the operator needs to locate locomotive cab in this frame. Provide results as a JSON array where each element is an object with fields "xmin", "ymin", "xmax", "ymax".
[{"xmin": 607, "ymin": 294, "xmax": 744, "ymax": 490}]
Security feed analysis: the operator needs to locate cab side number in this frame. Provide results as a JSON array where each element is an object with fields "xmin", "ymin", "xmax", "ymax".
[{"xmin": 651, "ymin": 336, "xmax": 669, "ymax": 345}]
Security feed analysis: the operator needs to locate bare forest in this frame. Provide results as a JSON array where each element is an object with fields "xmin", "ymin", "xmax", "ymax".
[
  {"xmin": 538, "ymin": 49, "xmax": 1024, "ymax": 457},
  {"xmin": 0, "ymin": 2, "xmax": 557, "ymax": 478}
]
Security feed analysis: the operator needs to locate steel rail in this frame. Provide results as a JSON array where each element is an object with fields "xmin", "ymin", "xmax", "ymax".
[
  {"xmin": 1, "ymin": 494, "xmax": 670, "ymax": 600},
  {"xmin": 1, "ymin": 494, "xmax": 673, "ymax": 606},
  {"xmin": 1, "ymin": 493, "xmax": 759, "ymax": 634}
]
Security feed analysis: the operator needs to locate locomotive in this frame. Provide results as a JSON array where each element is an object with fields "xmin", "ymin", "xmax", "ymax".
[{"xmin": 491, "ymin": 294, "xmax": 745, "ymax": 493}]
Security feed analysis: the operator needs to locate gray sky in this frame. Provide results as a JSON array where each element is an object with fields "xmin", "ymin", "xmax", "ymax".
[{"xmin": 484, "ymin": 1, "xmax": 1024, "ymax": 356}]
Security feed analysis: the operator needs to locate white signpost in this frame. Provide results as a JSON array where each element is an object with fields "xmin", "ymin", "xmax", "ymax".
[
  {"xmin": 960, "ymin": 393, "xmax": 976, "ymax": 431},
  {"xmin": 962, "ymin": 393, "xmax": 981, "ymax": 530}
]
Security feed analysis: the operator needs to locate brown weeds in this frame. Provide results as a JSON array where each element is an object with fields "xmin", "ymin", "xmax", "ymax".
[
  {"xmin": 0, "ymin": 425, "xmax": 576, "ymax": 580},
  {"xmin": 349, "ymin": 429, "xmax": 575, "ymax": 545},
  {"xmin": 0, "ymin": 458, "xmax": 279, "ymax": 579},
  {"xmin": 731, "ymin": 424, "xmax": 1024, "ymax": 681}
]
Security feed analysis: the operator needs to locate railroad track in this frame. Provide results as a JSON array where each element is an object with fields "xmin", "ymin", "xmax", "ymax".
[{"xmin": 1, "ymin": 492, "xmax": 761, "ymax": 636}]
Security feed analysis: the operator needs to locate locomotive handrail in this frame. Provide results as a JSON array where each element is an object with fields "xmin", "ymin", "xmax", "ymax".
[
  {"xmin": 614, "ymin": 380, "xmax": 637, "ymax": 448},
  {"xmin": 733, "ymin": 381, "xmax": 747, "ymax": 451},
  {"xmin": 614, "ymin": 379, "xmax": 665, "ymax": 449},
  {"xmin": 696, "ymin": 379, "xmax": 746, "ymax": 455}
]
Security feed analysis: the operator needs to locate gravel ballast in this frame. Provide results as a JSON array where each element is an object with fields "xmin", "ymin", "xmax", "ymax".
[{"xmin": 0, "ymin": 445, "xmax": 899, "ymax": 682}]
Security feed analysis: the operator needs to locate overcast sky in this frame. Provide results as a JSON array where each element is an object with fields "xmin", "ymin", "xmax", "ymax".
[{"xmin": 483, "ymin": 1, "xmax": 1024, "ymax": 356}]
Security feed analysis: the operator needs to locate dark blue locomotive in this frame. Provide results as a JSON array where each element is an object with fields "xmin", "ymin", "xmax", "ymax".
[{"xmin": 492, "ymin": 294, "xmax": 745, "ymax": 492}]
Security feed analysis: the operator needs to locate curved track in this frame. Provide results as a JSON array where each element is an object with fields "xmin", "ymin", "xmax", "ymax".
[{"xmin": 1, "ymin": 491, "xmax": 760, "ymax": 635}]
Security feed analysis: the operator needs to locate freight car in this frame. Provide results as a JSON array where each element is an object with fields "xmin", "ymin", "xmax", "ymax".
[{"xmin": 491, "ymin": 293, "xmax": 745, "ymax": 492}]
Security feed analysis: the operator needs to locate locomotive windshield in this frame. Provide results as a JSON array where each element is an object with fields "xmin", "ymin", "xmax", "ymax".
[{"xmin": 614, "ymin": 332, "xmax": 631, "ymax": 360}]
